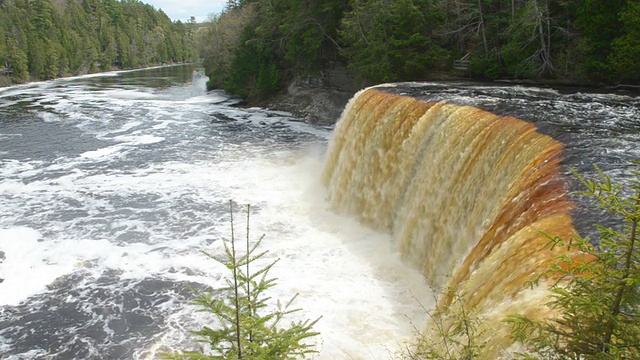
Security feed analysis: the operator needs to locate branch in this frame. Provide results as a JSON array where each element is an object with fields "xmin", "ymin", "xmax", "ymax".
[
  {"xmin": 620, "ymin": 310, "xmax": 640, "ymax": 318},
  {"xmin": 228, "ymin": 200, "xmax": 243, "ymax": 358},
  {"xmin": 353, "ymin": 5, "xmax": 369, "ymax": 46},
  {"xmin": 305, "ymin": 17, "xmax": 342, "ymax": 50}
]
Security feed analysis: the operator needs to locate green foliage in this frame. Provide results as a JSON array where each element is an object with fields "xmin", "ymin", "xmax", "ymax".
[
  {"xmin": 339, "ymin": 0, "xmax": 449, "ymax": 83},
  {"xmin": 198, "ymin": 5, "xmax": 255, "ymax": 92},
  {"xmin": 469, "ymin": 56, "xmax": 502, "ymax": 80},
  {"xmin": 507, "ymin": 163, "xmax": 640, "ymax": 359},
  {"xmin": 6, "ymin": 37, "xmax": 29, "ymax": 82},
  {"xmin": 166, "ymin": 202, "xmax": 320, "ymax": 360},
  {"xmin": 198, "ymin": 2, "xmax": 283, "ymax": 100},
  {"xmin": 0, "ymin": 0, "xmax": 197, "ymax": 85},
  {"xmin": 198, "ymin": 0, "xmax": 347, "ymax": 98},
  {"xmin": 574, "ymin": 0, "xmax": 640, "ymax": 82},
  {"xmin": 400, "ymin": 290, "xmax": 487, "ymax": 360},
  {"xmin": 278, "ymin": 0, "xmax": 347, "ymax": 74},
  {"xmin": 222, "ymin": 26, "xmax": 282, "ymax": 101},
  {"xmin": 500, "ymin": 0, "xmax": 551, "ymax": 77},
  {"xmin": 608, "ymin": 1, "xmax": 640, "ymax": 82},
  {"xmin": 197, "ymin": 0, "xmax": 640, "ymax": 102}
]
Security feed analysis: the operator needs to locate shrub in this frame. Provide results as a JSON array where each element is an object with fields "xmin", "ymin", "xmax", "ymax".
[
  {"xmin": 166, "ymin": 202, "xmax": 320, "ymax": 359},
  {"xmin": 399, "ymin": 289, "xmax": 487, "ymax": 360},
  {"xmin": 508, "ymin": 163, "xmax": 640, "ymax": 359}
]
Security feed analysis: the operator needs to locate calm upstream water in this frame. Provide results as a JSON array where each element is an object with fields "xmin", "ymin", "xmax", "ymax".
[{"xmin": 0, "ymin": 65, "xmax": 638, "ymax": 359}]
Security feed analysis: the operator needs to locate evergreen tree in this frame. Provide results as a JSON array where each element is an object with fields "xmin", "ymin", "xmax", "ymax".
[
  {"xmin": 401, "ymin": 289, "xmax": 487, "ymax": 360},
  {"xmin": 608, "ymin": 1, "xmax": 640, "ymax": 82},
  {"xmin": 339, "ymin": 0, "xmax": 449, "ymax": 83},
  {"xmin": 166, "ymin": 202, "xmax": 319, "ymax": 359},
  {"xmin": 7, "ymin": 37, "xmax": 29, "ymax": 82},
  {"xmin": 508, "ymin": 163, "xmax": 640, "ymax": 359},
  {"xmin": 0, "ymin": 0, "xmax": 197, "ymax": 84},
  {"xmin": 575, "ymin": 0, "xmax": 627, "ymax": 81}
]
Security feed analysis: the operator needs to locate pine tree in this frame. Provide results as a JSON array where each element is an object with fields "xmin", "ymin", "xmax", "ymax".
[
  {"xmin": 6, "ymin": 37, "xmax": 29, "ymax": 82},
  {"xmin": 166, "ymin": 202, "xmax": 319, "ymax": 359},
  {"xmin": 508, "ymin": 163, "xmax": 640, "ymax": 359},
  {"xmin": 401, "ymin": 289, "xmax": 487, "ymax": 360}
]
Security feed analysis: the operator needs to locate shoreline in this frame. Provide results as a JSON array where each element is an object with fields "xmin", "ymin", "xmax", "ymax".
[
  {"xmin": 254, "ymin": 75, "xmax": 640, "ymax": 126},
  {"xmin": 0, "ymin": 62, "xmax": 197, "ymax": 90},
  {"xmin": 5, "ymin": 64, "xmax": 638, "ymax": 127}
]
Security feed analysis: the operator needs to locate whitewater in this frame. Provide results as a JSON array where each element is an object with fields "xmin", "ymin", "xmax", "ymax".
[
  {"xmin": 1, "ymin": 64, "xmax": 639, "ymax": 359},
  {"xmin": 0, "ymin": 65, "xmax": 431, "ymax": 359}
]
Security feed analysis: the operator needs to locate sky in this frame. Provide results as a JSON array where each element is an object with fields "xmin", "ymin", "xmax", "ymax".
[{"xmin": 143, "ymin": 0, "xmax": 227, "ymax": 23}]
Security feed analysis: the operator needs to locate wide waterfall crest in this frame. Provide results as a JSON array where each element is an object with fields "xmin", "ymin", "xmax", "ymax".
[{"xmin": 323, "ymin": 88, "xmax": 578, "ymax": 355}]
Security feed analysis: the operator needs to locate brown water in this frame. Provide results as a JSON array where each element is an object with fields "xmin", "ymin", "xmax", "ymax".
[{"xmin": 322, "ymin": 87, "xmax": 634, "ymax": 356}]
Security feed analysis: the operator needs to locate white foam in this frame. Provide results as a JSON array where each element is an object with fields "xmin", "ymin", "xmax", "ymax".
[
  {"xmin": 184, "ymin": 95, "xmax": 225, "ymax": 104},
  {"xmin": 0, "ymin": 150, "xmax": 432, "ymax": 357},
  {"xmin": 113, "ymin": 120, "xmax": 144, "ymax": 134},
  {"xmin": 0, "ymin": 69, "xmax": 436, "ymax": 359},
  {"xmin": 111, "ymin": 89, "xmax": 156, "ymax": 100},
  {"xmin": 112, "ymin": 134, "xmax": 165, "ymax": 145},
  {"xmin": 0, "ymin": 227, "xmax": 203, "ymax": 307},
  {"xmin": 37, "ymin": 112, "xmax": 63, "ymax": 123},
  {"xmin": 128, "ymin": 151, "xmax": 434, "ymax": 359},
  {"xmin": 80, "ymin": 145, "xmax": 126, "ymax": 158},
  {"xmin": 0, "ymin": 228, "xmax": 64, "ymax": 305}
]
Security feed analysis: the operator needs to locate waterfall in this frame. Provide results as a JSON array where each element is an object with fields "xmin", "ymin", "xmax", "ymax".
[{"xmin": 322, "ymin": 88, "xmax": 580, "ymax": 355}]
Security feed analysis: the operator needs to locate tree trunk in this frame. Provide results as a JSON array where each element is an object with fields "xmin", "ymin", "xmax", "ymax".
[
  {"xmin": 477, "ymin": 0, "xmax": 489, "ymax": 56},
  {"xmin": 602, "ymin": 196, "xmax": 639, "ymax": 351}
]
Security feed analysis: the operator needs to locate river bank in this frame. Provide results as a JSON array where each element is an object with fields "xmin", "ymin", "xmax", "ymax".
[
  {"xmin": 4, "ymin": 63, "xmax": 637, "ymax": 126},
  {"xmin": 257, "ymin": 72, "xmax": 640, "ymax": 125},
  {"xmin": 0, "ymin": 63, "xmax": 195, "ymax": 90}
]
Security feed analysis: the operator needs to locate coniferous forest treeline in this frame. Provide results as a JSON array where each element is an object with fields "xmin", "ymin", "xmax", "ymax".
[
  {"xmin": 199, "ymin": 0, "xmax": 640, "ymax": 101},
  {"xmin": 0, "ymin": 0, "xmax": 198, "ymax": 86},
  {"xmin": 2, "ymin": 0, "xmax": 639, "ymax": 100}
]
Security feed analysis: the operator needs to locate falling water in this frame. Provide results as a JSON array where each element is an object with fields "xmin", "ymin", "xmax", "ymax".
[
  {"xmin": 0, "ymin": 67, "xmax": 433, "ymax": 359},
  {"xmin": 2, "ymin": 67, "xmax": 639, "ymax": 359},
  {"xmin": 323, "ymin": 88, "xmax": 585, "ymax": 355}
]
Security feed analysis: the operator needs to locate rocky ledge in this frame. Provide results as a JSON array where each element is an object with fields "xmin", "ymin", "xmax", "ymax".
[
  {"xmin": 262, "ymin": 63, "xmax": 360, "ymax": 125},
  {"xmin": 265, "ymin": 80, "xmax": 354, "ymax": 125}
]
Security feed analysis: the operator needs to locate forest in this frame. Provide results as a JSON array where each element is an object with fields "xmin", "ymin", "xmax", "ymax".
[
  {"xmin": 0, "ymin": 0, "xmax": 198, "ymax": 86},
  {"xmin": 2, "ymin": 0, "xmax": 638, "ymax": 100},
  {"xmin": 199, "ymin": 0, "xmax": 640, "ymax": 101}
]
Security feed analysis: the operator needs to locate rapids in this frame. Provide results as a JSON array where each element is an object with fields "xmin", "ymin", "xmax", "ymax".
[
  {"xmin": 1, "ymin": 66, "xmax": 639, "ymax": 359},
  {"xmin": 0, "ymin": 66, "xmax": 430, "ymax": 359}
]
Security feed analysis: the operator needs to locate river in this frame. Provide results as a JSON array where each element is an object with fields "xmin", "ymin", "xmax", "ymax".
[
  {"xmin": 0, "ymin": 65, "xmax": 431, "ymax": 359},
  {"xmin": 0, "ymin": 65, "xmax": 639, "ymax": 359}
]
